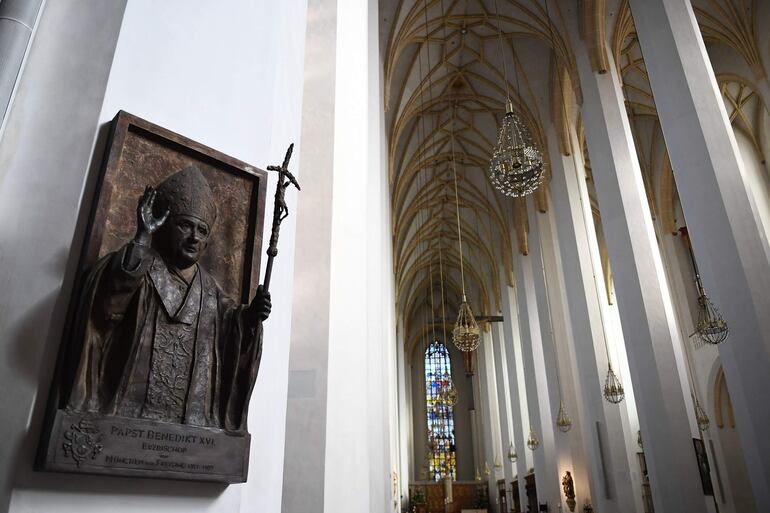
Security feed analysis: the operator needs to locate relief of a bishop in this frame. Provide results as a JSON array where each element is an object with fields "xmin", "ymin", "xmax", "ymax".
[{"xmin": 67, "ymin": 165, "xmax": 270, "ymax": 432}]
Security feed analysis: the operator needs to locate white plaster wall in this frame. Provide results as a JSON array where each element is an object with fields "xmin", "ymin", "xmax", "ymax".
[{"xmin": 3, "ymin": 1, "xmax": 308, "ymax": 512}]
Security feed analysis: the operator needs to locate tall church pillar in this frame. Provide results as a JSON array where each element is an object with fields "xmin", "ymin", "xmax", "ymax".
[
  {"xmin": 478, "ymin": 329, "xmax": 504, "ymax": 513},
  {"xmin": 491, "ymin": 323, "xmax": 516, "ymax": 493},
  {"xmin": 531, "ymin": 187, "xmax": 590, "ymax": 509},
  {"xmin": 629, "ymin": 1, "xmax": 770, "ymax": 509},
  {"xmin": 515, "ymin": 216, "xmax": 561, "ymax": 510},
  {"xmin": 570, "ymin": 12, "xmax": 708, "ymax": 513},
  {"xmin": 527, "ymin": 200, "xmax": 580, "ymax": 512},
  {"xmin": 517, "ymin": 205, "xmax": 562, "ymax": 508},
  {"xmin": 547, "ymin": 125, "xmax": 642, "ymax": 513},
  {"xmin": 284, "ymin": 0, "xmax": 395, "ymax": 511},
  {"xmin": 500, "ymin": 281, "xmax": 531, "ymax": 508}
]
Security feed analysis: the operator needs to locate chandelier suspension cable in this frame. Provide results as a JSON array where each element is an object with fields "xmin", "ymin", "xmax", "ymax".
[
  {"xmin": 659, "ymin": 235, "xmax": 712, "ymax": 429},
  {"xmin": 420, "ymin": 0, "xmax": 442, "ymax": 347},
  {"xmin": 679, "ymin": 227, "xmax": 727, "ymax": 347},
  {"xmin": 544, "ymin": 0, "xmax": 562, "ymax": 144},
  {"xmin": 493, "ymin": 0, "xmax": 512, "ymax": 105},
  {"xmin": 537, "ymin": 228, "xmax": 573, "ymax": 431},
  {"xmin": 438, "ymin": 225, "xmax": 448, "ymax": 345},
  {"xmin": 450, "ymin": 124, "xmax": 467, "ymax": 298},
  {"xmin": 679, "ymin": 306, "xmax": 711, "ymax": 431},
  {"xmin": 573, "ymin": 150, "xmax": 624, "ymax": 403},
  {"xmin": 431, "ymin": 0, "xmax": 479, "ymax": 354},
  {"xmin": 432, "ymin": 0, "xmax": 468, "ymax": 301},
  {"xmin": 437, "ymin": 221, "xmax": 459, "ymax": 408},
  {"xmin": 543, "ymin": 0, "xmax": 562, "ymax": 401},
  {"xmin": 415, "ymin": 8, "xmax": 434, "ymax": 352},
  {"xmin": 538, "ymin": 240, "xmax": 562, "ymax": 399},
  {"xmin": 428, "ymin": 221, "xmax": 438, "ymax": 344},
  {"xmin": 537, "ymin": 0, "xmax": 573, "ymax": 423},
  {"xmin": 416, "ymin": 5, "xmax": 453, "ymax": 449}
]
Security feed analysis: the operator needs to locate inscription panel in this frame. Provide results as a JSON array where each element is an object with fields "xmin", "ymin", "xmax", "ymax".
[{"xmin": 46, "ymin": 410, "xmax": 250, "ymax": 483}]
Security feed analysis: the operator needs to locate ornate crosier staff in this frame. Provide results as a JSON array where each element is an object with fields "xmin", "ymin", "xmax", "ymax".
[{"xmin": 263, "ymin": 143, "xmax": 301, "ymax": 292}]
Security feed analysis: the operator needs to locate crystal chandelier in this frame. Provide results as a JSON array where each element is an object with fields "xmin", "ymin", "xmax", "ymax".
[
  {"xmin": 526, "ymin": 428, "xmax": 540, "ymax": 450},
  {"xmin": 556, "ymin": 400, "xmax": 572, "ymax": 433},
  {"xmin": 488, "ymin": 0, "xmax": 544, "ymax": 198},
  {"xmin": 453, "ymin": 296, "xmax": 480, "ymax": 351},
  {"xmin": 603, "ymin": 364, "xmax": 625, "ymax": 404},
  {"xmin": 679, "ymin": 227, "xmax": 728, "ymax": 347},
  {"xmin": 489, "ymin": 100, "xmax": 545, "ymax": 197},
  {"xmin": 694, "ymin": 397, "xmax": 710, "ymax": 432},
  {"xmin": 508, "ymin": 442, "xmax": 518, "ymax": 462},
  {"xmin": 694, "ymin": 293, "xmax": 728, "ymax": 347}
]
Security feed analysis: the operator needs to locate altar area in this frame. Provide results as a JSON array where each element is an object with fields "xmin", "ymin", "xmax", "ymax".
[{"xmin": 408, "ymin": 481, "xmax": 489, "ymax": 513}]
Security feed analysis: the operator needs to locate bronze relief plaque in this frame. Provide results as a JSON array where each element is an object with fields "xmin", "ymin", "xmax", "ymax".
[{"xmin": 38, "ymin": 111, "xmax": 269, "ymax": 483}]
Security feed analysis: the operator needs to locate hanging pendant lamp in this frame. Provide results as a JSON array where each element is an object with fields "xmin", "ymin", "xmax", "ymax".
[
  {"xmin": 694, "ymin": 293, "xmax": 728, "ymax": 347},
  {"xmin": 556, "ymin": 400, "xmax": 573, "ymax": 433},
  {"xmin": 603, "ymin": 363, "xmax": 625, "ymax": 404},
  {"xmin": 488, "ymin": 0, "xmax": 544, "ymax": 198},
  {"xmin": 489, "ymin": 100, "xmax": 545, "ymax": 197},
  {"xmin": 526, "ymin": 428, "xmax": 540, "ymax": 450},
  {"xmin": 694, "ymin": 397, "xmax": 710, "ymax": 432},
  {"xmin": 508, "ymin": 442, "xmax": 518, "ymax": 463},
  {"xmin": 453, "ymin": 295, "xmax": 480, "ymax": 351},
  {"xmin": 679, "ymin": 227, "xmax": 728, "ymax": 347}
]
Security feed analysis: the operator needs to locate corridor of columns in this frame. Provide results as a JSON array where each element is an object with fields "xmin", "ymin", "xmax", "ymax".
[
  {"xmin": 384, "ymin": 1, "xmax": 770, "ymax": 512},
  {"xmin": 1, "ymin": 1, "xmax": 769, "ymax": 512}
]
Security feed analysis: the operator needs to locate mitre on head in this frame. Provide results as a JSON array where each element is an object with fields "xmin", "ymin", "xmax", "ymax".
[{"xmin": 154, "ymin": 165, "xmax": 217, "ymax": 226}]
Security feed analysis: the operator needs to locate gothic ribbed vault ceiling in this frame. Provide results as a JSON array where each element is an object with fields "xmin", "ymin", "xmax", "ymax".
[{"xmin": 381, "ymin": 0, "xmax": 767, "ymax": 357}]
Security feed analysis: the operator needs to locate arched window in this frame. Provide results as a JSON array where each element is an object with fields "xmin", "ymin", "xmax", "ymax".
[{"xmin": 425, "ymin": 339, "xmax": 456, "ymax": 481}]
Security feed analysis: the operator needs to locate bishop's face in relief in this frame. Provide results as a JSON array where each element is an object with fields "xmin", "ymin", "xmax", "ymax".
[
  {"xmin": 155, "ymin": 215, "xmax": 211, "ymax": 270},
  {"xmin": 68, "ymin": 165, "xmax": 270, "ymax": 432}
]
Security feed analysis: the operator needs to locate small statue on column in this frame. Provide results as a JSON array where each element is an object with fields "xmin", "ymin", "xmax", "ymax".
[{"xmin": 562, "ymin": 471, "xmax": 576, "ymax": 512}]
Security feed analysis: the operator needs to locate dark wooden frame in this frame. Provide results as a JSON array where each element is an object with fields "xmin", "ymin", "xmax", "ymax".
[
  {"xmin": 84, "ymin": 111, "xmax": 267, "ymax": 304},
  {"xmin": 36, "ymin": 111, "xmax": 267, "ymax": 482}
]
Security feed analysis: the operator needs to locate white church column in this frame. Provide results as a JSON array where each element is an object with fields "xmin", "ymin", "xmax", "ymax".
[
  {"xmin": 532, "ymin": 190, "xmax": 590, "ymax": 509},
  {"xmin": 570, "ymin": 14, "xmax": 708, "ymax": 513},
  {"xmin": 629, "ymin": 1, "xmax": 770, "ymax": 509},
  {"xmin": 284, "ymin": 0, "xmax": 394, "ymax": 511},
  {"xmin": 547, "ymin": 126, "xmax": 643, "ymax": 513},
  {"xmin": 500, "ymin": 281, "xmax": 531, "ymax": 506},
  {"xmin": 478, "ymin": 329, "xmax": 503, "ymax": 512},
  {"xmin": 527, "ymin": 200, "xmax": 579, "ymax": 512},
  {"xmin": 0, "ymin": 0, "xmax": 45, "ymax": 131},
  {"xmin": 490, "ymin": 323, "xmax": 516, "ymax": 502},
  {"xmin": 514, "ymin": 215, "xmax": 561, "ymax": 510},
  {"xmin": 396, "ymin": 322, "xmax": 412, "ymax": 502}
]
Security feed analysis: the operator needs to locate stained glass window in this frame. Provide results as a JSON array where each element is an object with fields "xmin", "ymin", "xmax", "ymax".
[{"xmin": 425, "ymin": 339, "xmax": 456, "ymax": 481}]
